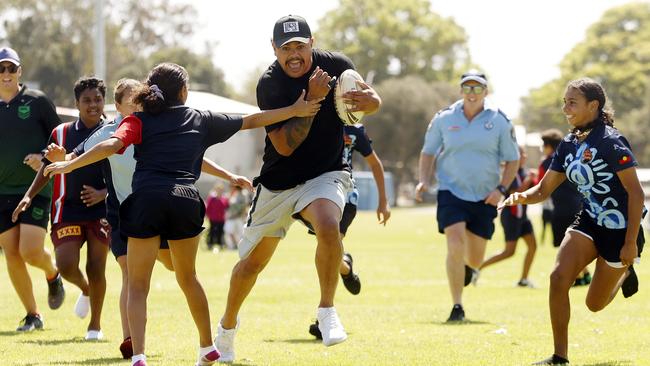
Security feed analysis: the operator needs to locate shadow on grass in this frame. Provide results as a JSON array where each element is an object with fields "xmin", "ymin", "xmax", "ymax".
[
  {"xmin": 25, "ymin": 355, "xmax": 160, "ymax": 365},
  {"xmin": 20, "ymin": 336, "xmax": 109, "ymax": 345},
  {"xmin": 263, "ymin": 338, "xmax": 321, "ymax": 344},
  {"xmin": 581, "ymin": 361, "xmax": 634, "ymax": 366},
  {"xmin": 417, "ymin": 319, "xmax": 492, "ymax": 326}
]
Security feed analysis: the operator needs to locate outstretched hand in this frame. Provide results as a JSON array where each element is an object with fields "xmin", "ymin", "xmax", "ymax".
[
  {"xmin": 292, "ymin": 90, "xmax": 324, "ymax": 117},
  {"xmin": 230, "ymin": 174, "xmax": 253, "ymax": 192},
  {"xmin": 43, "ymin": 161, "xmax": 73, "ymax": 177},
  {"xmin": 497, "ymin": 192, "xmax": 527, "ymax": 211}
]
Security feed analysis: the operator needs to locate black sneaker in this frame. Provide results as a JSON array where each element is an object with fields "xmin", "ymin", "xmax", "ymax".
[
  {"xmin": 47, "ymin": 273, "xmax": 65, "ymax": 309},
  {"xmin": 622, "ymin": 265, "xmax": 638, "ymax": 298},
  {"xmin": 16, "ymin": 313, "xmax": 43, "ymax": 332},
  {"xmin": 532, "ymin": 354, "xmax": 569, "ymax": 365},
  {"xmin": 340, "ymin": 252, "xmax": 361, "ymax": 295},
  {"xmin": 308, "ymin": 320, "xmax": 322, "ymax": 339},
  {"xmin": 446, "ymin": 304, "xmax": 465, "ymax": 322},
  {"xmin": 464, "ymin": 265, "xmax": 478, "ymax": 287}
]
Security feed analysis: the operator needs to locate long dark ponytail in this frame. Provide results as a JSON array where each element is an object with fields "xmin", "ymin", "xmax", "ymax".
[{"xmin": 132, "ymin": 63, "xmax": 189, "ymax": 115}]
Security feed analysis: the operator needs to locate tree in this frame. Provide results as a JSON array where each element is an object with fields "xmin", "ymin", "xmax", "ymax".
[
  {"xmin": 316, "ymin": 0, "xmax": 470, "ymax": 84},
  {"xmin": 363, "ymin": 76, "xmax": 458, "ymax": 192},
  {"xmin": 0, "ymin": 0, "xmax": 229, "ymax": 105},
  {"xmin": 520, "ymin": 3, "xmax": 650, "ymax": 138}
]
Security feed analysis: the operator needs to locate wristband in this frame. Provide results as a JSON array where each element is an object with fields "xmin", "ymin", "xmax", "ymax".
[{"xmin": 496, "ymin": 184, "xmax": 508, "ymax": 197}]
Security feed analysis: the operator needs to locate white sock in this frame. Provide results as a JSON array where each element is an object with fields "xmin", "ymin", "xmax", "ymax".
[
  {"xmin": 199, "ymin": 344, "xmax": 216, "ymax": 357},
  {"xmin": 132, "ymin": 354, "xmax": 146, "ymax": 365}
]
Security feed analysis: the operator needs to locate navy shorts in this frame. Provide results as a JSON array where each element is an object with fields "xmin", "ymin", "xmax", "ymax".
[
  {"xmin": 307, "ymin": 202, "xmax": 357, "ymax": 236},
  {"xmin": 119, "ymin": 185, "xmax": 205, "ymax": 240},
  {"xmin": 436, "ymin": 190, "xmax": 498, "ymax": 240},
  {"xmin": 0, "ymin": 194, "xmax": 50, "ymax": 233},
  {"xmin": 569, "ymin": 210, "xmax": 645, "ymax": 264},
  {"xmin": 500, "ymin": 209, "xmax": 534, "ymax": 241},
  {"xmin": 107, "ymin": 210, "xmax": 169, "ymax": 258}
]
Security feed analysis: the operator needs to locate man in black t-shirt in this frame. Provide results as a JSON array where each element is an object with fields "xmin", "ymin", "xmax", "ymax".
[{"xmin": 215, "ymin": 15, "xmax": 381, "ymax": 361}]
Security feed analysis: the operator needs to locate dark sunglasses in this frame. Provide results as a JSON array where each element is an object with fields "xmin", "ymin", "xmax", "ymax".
[
  {"xmin": 462, "ymin": 85, "xmax": 485, "ymax": 94},
  {"xmin": 0, "ymin": 64, "xmax": 19, "ymax": 73}
]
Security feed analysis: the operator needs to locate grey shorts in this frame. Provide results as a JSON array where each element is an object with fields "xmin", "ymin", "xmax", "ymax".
[{"xmin": 239, "ymin": 170, "xmax": 352, "ymax": 259}]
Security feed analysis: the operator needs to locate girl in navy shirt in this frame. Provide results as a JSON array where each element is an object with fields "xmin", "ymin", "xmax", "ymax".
[
  {"xmin": 44, "ymin": 62, "xmax": 322, "ymax": 366},
  {"xmin": 500, "ymin": 78, "xmax": 645, "ymax": 365}
]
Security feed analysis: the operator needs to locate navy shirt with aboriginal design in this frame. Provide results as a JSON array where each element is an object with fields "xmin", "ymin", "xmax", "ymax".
[
  {"xmin": 550, "ymin": 122, "xmax": 637, "ymax": 229},
  {"xmin": 343, "ymin": 124, "xmax": 373, "ymax": 170}
]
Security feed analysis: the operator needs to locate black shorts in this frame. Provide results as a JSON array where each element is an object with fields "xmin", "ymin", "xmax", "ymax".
[
  {"xmin": 500, "ymin": 209, "xmax": 534, "ymax": 241},
  {"xmin": 436, "ymin": 190, "xmax": 498, "ymax": 240},
  {"xmin": 0, "ymin": 194, "xmax": 50, "ymax": 234},
  {"xmin": 307, "ymin": 202, "xmax": 357, "ymax": 236},
  {"xmin": 551, "ymin": 211, "xmax": 579, "ymax": 247},
  {"xmin": 119, "ymin": 185, "xmax": 205, "ymax": 241},
  {"xmin": 569, "ymin": 210, "xmax": 645, "ymax": 264},
  {"xmin": 107, "ymin": 211, "xmax": 170, "ymax": 258}
]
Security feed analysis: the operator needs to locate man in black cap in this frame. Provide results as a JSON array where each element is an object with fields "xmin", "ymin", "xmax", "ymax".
[
  {"xmin": 214, "ymin": 15, "xmax": 381, "ymax": 361},
  {"xmin": 0, "ymin": 47, "xmax": 65, "ymax": 331}
]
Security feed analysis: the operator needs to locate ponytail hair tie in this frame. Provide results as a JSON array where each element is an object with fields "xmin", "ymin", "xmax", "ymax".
[{"xmin": 150, "ymin": 84, "xmax": 165, "ymax": 101}]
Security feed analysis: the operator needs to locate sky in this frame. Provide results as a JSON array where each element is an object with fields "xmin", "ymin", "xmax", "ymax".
[{"xmin": 186, "ymin": 0, "xmax": 640, "ymax": 118}]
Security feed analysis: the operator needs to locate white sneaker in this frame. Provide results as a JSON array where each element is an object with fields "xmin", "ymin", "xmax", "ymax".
[
  {"xmin": 215, "ymin": 320, "xmax": 238, "ymax": 363},
  {"xmin": 317, "ymin": 307, "xmax": 347, "ymax": 346},
  {"xmin": 74, "ymin": 293, "xmax": 90, "ymax": 318},
  {"xmin": 85, "ymin": 329, "xmax": 103, "ymax": 340}
]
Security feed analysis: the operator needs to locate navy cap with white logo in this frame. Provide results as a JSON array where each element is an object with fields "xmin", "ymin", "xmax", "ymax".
[
  {"xmin": 460, "ymin": 70, "xmax": 487, "ymax": 86},
  {"xmin": 0, "ymin": 47, "xmax": 20, "ymax": 65},
  {"xmin": 273, "ymin": 15, "xmax": 311, "ymax": 48}
]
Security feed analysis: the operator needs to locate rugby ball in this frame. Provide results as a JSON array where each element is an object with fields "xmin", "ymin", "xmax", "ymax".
[{"xmin": 334, "ymin": 69, "xmax": 365, "ymax": 125}]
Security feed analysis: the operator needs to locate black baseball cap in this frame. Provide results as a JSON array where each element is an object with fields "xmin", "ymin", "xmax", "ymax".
[
  {"xmin": 0, "ymin": 47, "xmax": 20, "ymax": 65},
  {"xmin": 460, "ymin": 70, "xmax": 487, "ymax": 86},
  {"xmin": 273, "ymin": 15, "xmax": 311, "ymax": 48}
]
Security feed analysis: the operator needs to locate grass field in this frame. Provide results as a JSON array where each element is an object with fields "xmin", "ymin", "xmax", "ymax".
[{"xmin": 0, "ymin": 206, "xmax": 648, "ymax": 365}]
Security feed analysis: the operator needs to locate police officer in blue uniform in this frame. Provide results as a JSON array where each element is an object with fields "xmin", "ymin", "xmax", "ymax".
[{"xmin": 416, "ymin": 70, "xmax": 520, "ymax": 322}]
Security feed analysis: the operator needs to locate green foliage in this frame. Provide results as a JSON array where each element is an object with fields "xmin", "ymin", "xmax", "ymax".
[
  {"xmin": 0, "ymin": 209, "xmax": 648, "ymax": 365},
  {"xmin": 316, "ymin": 0, "xmax": 470, "ymax": 84},
  {"xmin": 520, "ymin": 3, "xmax": 650, "ymax": 165},
  {"xmin": 363, "ymin": 76, "xmax": 458, "ymax": 189},
  {"xmin": 0, "ymin": 0, "xmax": 228, "ymax": 106}
]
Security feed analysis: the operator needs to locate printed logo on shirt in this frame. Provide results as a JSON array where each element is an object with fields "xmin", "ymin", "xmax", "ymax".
[
  {"xmin": 18, "ymin": 105, "xmax": 31, "ymax": 120},
  {"xmin": 619, "ymin": 155, "xmax": 631, "ymax": 165},
  {"xmin": 484, "ymin": 121, "xmax": 494, "ymax": 130},
  {"xmin": 448, "ymin": 125, "xmax": 461, "ymax": 131},
  {"xmin": 57, "ymin": 225, "xmax": 81, "ymax": 239}
]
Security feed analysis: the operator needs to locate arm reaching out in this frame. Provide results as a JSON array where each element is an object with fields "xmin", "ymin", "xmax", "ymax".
[
  {"xmin": 240, "ymin": 90, "xmax": 323, "ymax": 131},
  {"xmin": 498, "ymin": 169, "xmax": 566, "ymax": 210},
  {"xmin": 44, "ymin": 137, "xmax": 124, "ymax": 177},
  {"xmin": 200, "ymin": 158, "xmax": 253, "ymax": 192}
]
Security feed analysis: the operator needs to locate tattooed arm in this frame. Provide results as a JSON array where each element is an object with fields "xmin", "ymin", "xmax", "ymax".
[{"xmin": 267, "ymin": 67, "xmax": 333, "ymax": 156}]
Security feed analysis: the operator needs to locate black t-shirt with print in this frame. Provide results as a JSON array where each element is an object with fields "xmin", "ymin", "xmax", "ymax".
[
  {"xmin": 254, "ymin": 49, "xmax": 354, "ymax": 190},
  {"xmin": 550, "ymin": 122, "xmax": 637, "ymax": 229}
]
